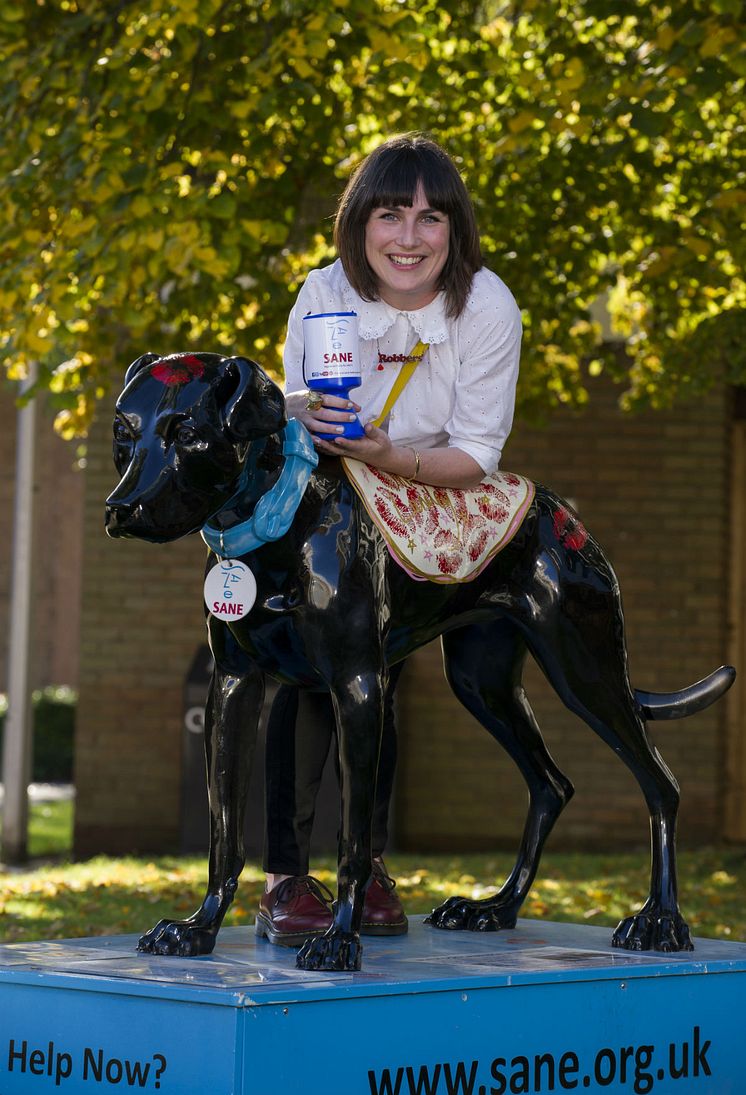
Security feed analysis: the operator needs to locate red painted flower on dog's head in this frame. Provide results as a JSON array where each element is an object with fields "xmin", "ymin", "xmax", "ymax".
[{"xmin": 151, "ymin": 354, "xmax": 206, "ymax": 386}]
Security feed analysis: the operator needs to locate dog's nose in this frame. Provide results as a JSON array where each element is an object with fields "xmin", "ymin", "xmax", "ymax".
[{"xmin": 104, "ymin": 500, "xmax": 132, "ymax": 537}]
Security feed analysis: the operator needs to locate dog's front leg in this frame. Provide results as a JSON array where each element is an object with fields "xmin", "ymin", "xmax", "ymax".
[
  {"xmin": 138, "ymin": 625, "xmax": 263, "ymax": 957},
  {"xmin": 296, "ymin": 668, "xmax": 386, "ymax": 972}
]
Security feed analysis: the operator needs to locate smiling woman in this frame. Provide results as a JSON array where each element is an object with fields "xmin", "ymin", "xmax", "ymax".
[
  {"xmin": 284, "ymin": 134, "xmax": 519, "ymax": 488},
  {"xmin": 255, "ymin": 133, "xmax": 525, "ymax": 949},
  {"xmin": 364, "ymin": 187, "xmax": 450, "ymax": 312},
  {"xmin": 334, "ymin": 135, "xmax": 483, "ymax": 325}
]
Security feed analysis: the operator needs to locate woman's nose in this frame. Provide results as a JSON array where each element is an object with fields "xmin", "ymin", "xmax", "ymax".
[{"xmin": 396, "ymin": 216, "xmax": 419, "ymax": 247}]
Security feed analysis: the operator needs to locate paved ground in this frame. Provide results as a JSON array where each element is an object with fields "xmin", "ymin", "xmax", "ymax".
[{"xmin": 0, "ymin": 783, "xmax": 75, "ymax": 806}]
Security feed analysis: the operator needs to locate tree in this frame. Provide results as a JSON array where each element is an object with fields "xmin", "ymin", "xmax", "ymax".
[{"xmin": 0, "ymin": 0, "xmax": 743, "ymax": 435}]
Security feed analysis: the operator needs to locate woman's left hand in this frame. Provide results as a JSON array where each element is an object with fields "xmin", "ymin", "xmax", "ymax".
[
  {"xmin": 315, "ymin": 423, "xmax": 406, "ymax": 474},
  {"xmin": 315, "ymin": 425, "xmax": 486, "ymax": 487}
]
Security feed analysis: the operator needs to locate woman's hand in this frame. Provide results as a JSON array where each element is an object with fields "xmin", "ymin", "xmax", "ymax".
[
  {"xmin": 285, "ymin": 389, "xmax": 361, "ymax": 438},
  {"xmin": 319, "ymin": 423, "xmax": 403, "ymax": 471},
  {"xmin": 286, "ymin": 392, "xmax": 486, "ymax": 487},
  {"xmin": 330, "ymin": 427, "xmax": 486, "ymax": 488}
]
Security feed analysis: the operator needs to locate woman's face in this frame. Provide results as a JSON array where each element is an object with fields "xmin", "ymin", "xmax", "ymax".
[{"xmin": 364, "ymin": 183, "xmax": 450, "ymax": 311}]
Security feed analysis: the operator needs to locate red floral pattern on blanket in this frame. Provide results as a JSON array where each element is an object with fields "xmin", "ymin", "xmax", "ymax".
[{"xmin": 342, "ymin": 460, "xmax": 535, "ymax": 584}]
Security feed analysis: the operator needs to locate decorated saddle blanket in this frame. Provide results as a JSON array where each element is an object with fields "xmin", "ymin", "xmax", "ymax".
[{"xmin": 342, "ymin": 458, "xmax": 535, "ymax": 584}]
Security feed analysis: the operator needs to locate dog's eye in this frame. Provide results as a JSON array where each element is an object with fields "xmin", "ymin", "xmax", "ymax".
[
  {"xmin": 113, "ymin": 420, "xmax": 132, "ymax": 445},
  {"xmin": 174, "ymin": 424, "xmax": 201, "ymax": 447}
]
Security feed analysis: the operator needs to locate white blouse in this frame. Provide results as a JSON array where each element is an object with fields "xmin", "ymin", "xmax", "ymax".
[{"xmin": 283, "ymin": 259, "xmax": 522, "ymax": 474}]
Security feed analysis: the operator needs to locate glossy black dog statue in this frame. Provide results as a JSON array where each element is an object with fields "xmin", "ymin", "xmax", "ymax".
[{"xmin": 105, "ymin": 352, "xmax": 735, "ymax": 971}]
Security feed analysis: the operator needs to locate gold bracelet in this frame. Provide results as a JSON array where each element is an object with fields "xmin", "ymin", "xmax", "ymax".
[{"xmin": 411, "ymin": 448, "xmax": 421, "ymax": 480}]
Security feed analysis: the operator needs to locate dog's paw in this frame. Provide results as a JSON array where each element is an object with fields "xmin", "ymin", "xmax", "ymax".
[
  {"xmin": 425, "ymin": 896, "xmax": 517, "ymax": 933},
  {"xmin": 296, "ymin": 930, "xmax": 362, "ymax": 972},
  {"xmin": 137, "ymin": 918, "xmax": 217, "ymax": 958},
  {"xmin": 612, "ymin": 910, "xmax": 693, "ymax": 953}
]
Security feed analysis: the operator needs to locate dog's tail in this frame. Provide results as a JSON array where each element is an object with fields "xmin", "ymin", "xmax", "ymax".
[{"xmin": 635, "ymin": 665, "xmax": 736, "ymax": 721}]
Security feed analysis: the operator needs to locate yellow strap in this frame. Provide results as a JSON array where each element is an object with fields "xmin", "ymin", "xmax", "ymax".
[{"xmin": 371, "ymin": 340, "xmax": 429, "ymax": 429}]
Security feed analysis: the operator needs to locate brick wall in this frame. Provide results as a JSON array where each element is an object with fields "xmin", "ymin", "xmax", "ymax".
[
  {"xmin": 73, "ymin": 377, "xmax": 732, "ymax": 855},
  {"xmin": 73, "ymin": 411, "xmax": 206, "ymax": 856},
  {"xmin": 395, "ymin": 377, "xmax": 730, "ymax": 851}
]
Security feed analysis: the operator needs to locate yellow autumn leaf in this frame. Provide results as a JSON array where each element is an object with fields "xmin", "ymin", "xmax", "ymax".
[
  {"xmin": 557, "ymin": 57, "xmax": 585, "ymax": 92},
  {"xmin": 682, "ymin": 236, "xmax": 711, "ymax": 257},
  {"xmin": 508, "ymin": 110, "xmax": 535, "ymax": 133},
  {"xmin": 712, "ymin": 189, "xmax": 746, "ymax": 210},
  {"xmin": 292, "ymin": 57, "xmax": 316, "ymax": 79},
  {"xmin": 143, "ymin": 228, "xmax": 164, "ymax": 250},
  {"xmin": 700, "ymin": 27, "xmax": 737, "ymax": 58},
  {"xmin": 656, "ymin": 24, "xmax": 677, "ymax": 51},
  {"xmin": 24, "ymin": 330, "xmax": 54, "ymax": 354},
  {"xmin": 130, "ymin": 194, "xmax": 151, "ymax": 218},
  {"xmin": 240, "ymin": 219, "xmax": 289, "ymax": 245},
  {"xmin": 229, "ymin": 100, "xmax": 253, "ymax": 120},
  {"xmin": 163, "ymin": 237, "xmax": 192, "ymax": 273}
]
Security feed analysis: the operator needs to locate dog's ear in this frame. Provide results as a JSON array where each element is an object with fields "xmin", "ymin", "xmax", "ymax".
[
  {"xmin": 124, "ymin": 352, "xmax": 161, "ymax": 388},
  {"xmin": 219, "ymin": 357, "xmax": 287, "ymax": 441}
]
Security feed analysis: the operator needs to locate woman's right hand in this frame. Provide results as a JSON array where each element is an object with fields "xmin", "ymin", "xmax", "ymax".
[{"xmin": 285, "ymin": 389, "xmax": 361, "ymax": 445}]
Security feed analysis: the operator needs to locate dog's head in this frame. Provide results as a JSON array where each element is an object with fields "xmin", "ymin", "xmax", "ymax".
[{"xmin": 105, "ymin": 351, "xmax": 286, "ymax": 542}]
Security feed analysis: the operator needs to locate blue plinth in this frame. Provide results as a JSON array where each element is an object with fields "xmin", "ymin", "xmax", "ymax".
[{"xmin": 1, "ymin": 918, "xmax": 744, "ymax": 1093}]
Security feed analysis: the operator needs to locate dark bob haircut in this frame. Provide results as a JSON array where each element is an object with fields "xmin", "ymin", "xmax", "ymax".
[{"xmin": 334, "ymin": 134, "xmax": 482, "ymax": 319}]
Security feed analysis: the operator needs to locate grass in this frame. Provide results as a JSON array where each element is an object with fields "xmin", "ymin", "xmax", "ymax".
[
  {"xmin": 27, "ymin": 797, "xmax": 75, "ymax": 859},
  {"xmin": 0, "ymin": 796, "xmax": 75, "ymax": 861},
  {"xmin": 1, "ymin": 799, "xmax": 744, "ymax": 946}
]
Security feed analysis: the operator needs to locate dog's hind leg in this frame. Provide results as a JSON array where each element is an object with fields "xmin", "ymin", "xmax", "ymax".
[
  {"xmin": 526, "ymin": 608, "xmax": 692, "ymax": 953},
  {"xmin": 427, "ymin": 620, "xmax": 575, "ymax": 933},
  {"xmin": 138, "ymin": 624, "xmax": 263, "ymax": 957}
]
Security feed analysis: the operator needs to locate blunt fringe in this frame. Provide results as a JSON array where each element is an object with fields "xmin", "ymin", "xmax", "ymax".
[{"xmin": 334, "ymin": 134, "xmax": 482, "ymax": 319}]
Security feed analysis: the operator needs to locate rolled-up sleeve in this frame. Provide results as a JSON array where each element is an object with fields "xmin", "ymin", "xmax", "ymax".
[
  {"xmin": 446, "ymin": 293, "xmax": 522, "ymax": 474},
  {"xmin": 282, "ymin": 286, "xmax": 312, "ymax": 394},
  {"xmin": 282, "ymin": 269, "xmax": 338, "ymax": 393}
]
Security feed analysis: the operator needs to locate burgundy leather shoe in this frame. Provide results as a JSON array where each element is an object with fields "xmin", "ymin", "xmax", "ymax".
[
  {"xmin": 362, "ymin": 859, "xmax": 408, "ymax": 936},
  {"xmin": 255, "ymin": 876, "xmax": 333, "ymax": 947}
]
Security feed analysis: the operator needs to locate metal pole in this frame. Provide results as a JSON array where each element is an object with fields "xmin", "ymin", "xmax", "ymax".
[{"xmin": 1, "ymin": 363, "xmax": 37, "ymax": 864}]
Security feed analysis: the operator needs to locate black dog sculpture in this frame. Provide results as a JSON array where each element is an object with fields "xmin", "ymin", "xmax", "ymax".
[{"xmin": 105, "ymin": 351, "xmax": 735, "ymax": 972}]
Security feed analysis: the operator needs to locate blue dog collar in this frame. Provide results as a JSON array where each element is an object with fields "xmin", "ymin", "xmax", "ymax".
[{"xmin": 201, "ymin": 419, "xmax": 318, "ymax": 558}]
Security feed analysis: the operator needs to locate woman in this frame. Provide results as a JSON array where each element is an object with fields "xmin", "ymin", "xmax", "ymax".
[{"xmin": 256, "ymin": 134, "xmax": 522, "ymax": 946}]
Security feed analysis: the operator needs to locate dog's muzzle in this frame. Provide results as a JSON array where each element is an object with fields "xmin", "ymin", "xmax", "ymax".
[
  {"xmin": 104, "ymin": 499, "xmax": 137, "ymax": 537},
  {"xmin": 104, "ymin": 500, "xmax": 174, "ymax": 542},
  {"xmin": 105, "ymin": 488, "xmax": 206, "ymax": 543}
]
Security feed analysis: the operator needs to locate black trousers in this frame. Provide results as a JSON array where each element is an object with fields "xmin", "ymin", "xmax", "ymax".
[{"xmin": 263, "ymin": 663, "xmax": 404, "ymax": 874}]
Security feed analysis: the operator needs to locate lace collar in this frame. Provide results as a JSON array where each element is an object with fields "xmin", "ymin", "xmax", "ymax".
[{"xmin": 338, "ymin": 263, "xmax": 450, "ymax": 345}]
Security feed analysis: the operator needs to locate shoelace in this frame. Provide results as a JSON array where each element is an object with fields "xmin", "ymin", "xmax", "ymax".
[
  {"xmin": 371, "ymin": 860, "xmax": 397, "ymax": 892},
  {"xmin": 275, "ymin": 875, "xmax": 334, "ymax": 907}
]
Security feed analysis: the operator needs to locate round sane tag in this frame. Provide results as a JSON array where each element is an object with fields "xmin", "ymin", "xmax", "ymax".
[{"xmin": 204, "ymin": 558, "xmax": 257, "ymax": 621}]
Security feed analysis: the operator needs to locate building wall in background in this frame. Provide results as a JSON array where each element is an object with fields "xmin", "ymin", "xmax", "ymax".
[{"xmin": 73, "ymin": 413, "xmax": 205, "ymax": 856}]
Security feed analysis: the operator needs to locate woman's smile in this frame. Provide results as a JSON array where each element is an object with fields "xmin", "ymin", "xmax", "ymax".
[{"xmin": 365, "ymin": 183, "xmax": 450, "ymax": 310}]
